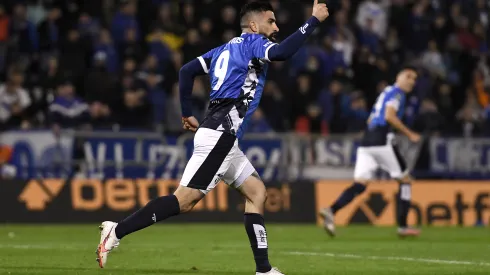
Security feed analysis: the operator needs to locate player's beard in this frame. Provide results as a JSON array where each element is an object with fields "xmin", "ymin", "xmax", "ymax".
[{"xmin": 268, "ymin": 32, "xmax": 277, "ymax": 42}]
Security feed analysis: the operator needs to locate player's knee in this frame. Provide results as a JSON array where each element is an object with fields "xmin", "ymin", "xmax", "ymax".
[
  {"xmin": 244, "ymin": 182, "xmax": 267, "ymax": 206},
  {"xmin": 397, "ymin": 174, "xmax": 412, "ymax": 183},
  {"xmin": 353, "ymin": 179, "xmax": 370, "ymax": 186},
  {"xmin": 174, "ymin": 186, "xmax": 205, "ymax": 213}
]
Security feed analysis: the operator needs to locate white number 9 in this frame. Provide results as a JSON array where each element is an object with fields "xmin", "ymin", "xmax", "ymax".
[{"xmin": 213, "ymin": 50, "xmax": 230, "ymax": 91}]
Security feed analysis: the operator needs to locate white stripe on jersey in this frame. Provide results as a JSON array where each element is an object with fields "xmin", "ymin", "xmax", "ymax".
[
  {"xmin": 264, "ymin": 43, "xmax": 277, "ymax": 62},
  {"xmin": 197, "ymin": 56, "xmax": 209, "ymax": 73}
]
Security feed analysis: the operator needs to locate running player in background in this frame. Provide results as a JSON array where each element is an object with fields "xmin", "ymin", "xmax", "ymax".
[
  {"xmin": 96, "ymin": 1, "xmax": 329, "ymax": 274},
  {"xmin": 319, "ymin": 67, "xmax": 422, "ymax": 238}
]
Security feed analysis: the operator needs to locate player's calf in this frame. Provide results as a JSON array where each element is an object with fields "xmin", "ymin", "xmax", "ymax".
[
  {"xmin": 114, "ymin": 186, "xmax": 203, "ymax": 240},
  {"xmin": 238, "ymin": 173, "xmax": 274, "ymax": 273},
  {"xmin": 329, "ymin": 180, "xmax": 368, "ymax": 214},
  {"xmin": 396, "ymin": 176, "xmax": 421, "ymax": 237},
  {"xmin": 320, "ymin": 180, "xmax": 367, "ymax": 236}
]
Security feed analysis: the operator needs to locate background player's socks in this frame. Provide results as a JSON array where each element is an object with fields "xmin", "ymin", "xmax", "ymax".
[
  {"xmin": 244, "ymin": 213, "xmax": 272, "ymax": 273},
  {"xmin": 115, "ymin": 195, "xmax": 180, "ymax": 239},
  {"xmin": 331, "ymin": 182, "xmax": 366, "ymax": 214},
  {"xmin": 397, "ymin": 182, "xmax": 411, "ymax": 227}
]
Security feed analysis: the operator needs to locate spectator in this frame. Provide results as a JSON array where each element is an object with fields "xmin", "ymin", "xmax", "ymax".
[
  {"xmin": 181, "ymin": 28, "xmax": 202, "ymax": 64},
  {"xmin": 145, "ymin": 71, "xmax": 165, "ymax": 126},
  {"xmin": 431, "ymin": 14, "xmax": 451, "ymax": 51},
  {"xmin": 164, "ymin": 83, "xmax": 183, "ymax": 134},
  {"xmin": 406, "ymin": 2, "xmax": 432, "ymax": 54},
  {"xmin": 146, "ymin": 27, "xmax": 173, "ymax": 65},
  {"xmin": 0, "ymin": 68, "xmax": 31, "ymax": 130},
  {"xmin": 483, "ymin": 103, "xmax": 490, "ymax": 136},
  {"xmin": 435, "ymin": 83, "xmax": 455, "ymax": 125},
  {"xmin": 456, "ymin": 17, "xmax": 479, "ymax": 51},
  {"xmin": 456, "ymin": 90, "xmax": 484, "ymax": 137},
  {"xmin": 0, "ymin": 5, "xmax": 8, "ymax": 43},
  {"xmin": 94, "ymin": 29, "xmax": 119, "ymax": 73},
  {"xmin": 113, "ymin": 86, "xmax": 151, "ymax": 129},
  {"xmin": 260, "ymin": 81, "xmax": 288, "ymax": 132},
  {"xmin": 111, "ymin": 1, "xmax": 140, "ymax": 46},
  {"xmin": 413, "ymin": 98, "xmax": 446, "ymax": 136},
  {"xmin": 247, "ymin": 108, "xmax": 273, "ymax": 134},
  {"xmin": 49, "ymin": 81, "xmax": 90, "ymax": 133},
  {"xmin": 355, "ymin": 0, "xmax": 388, "ymax": 40},
  {"xmin": 78, "ymin": 12, "xmax": 101, "ymax": 44},
  {"xmin": 291, "ymin": 74, "xmax": 315, "ymax": 125},
  {"xmin": 345, "ymin": 92, "xmax": 370, "ymax": 133},
  {"xmin": 319, "ymin": 36, "xmax": 346, "ymax": 80},
  {"xmin": 83, "ymin": 51, "xmax": 118, "ymax": 121},
  {"xmin": 58, "ymin": 29, "xmax": 86, "ymax": 86},
  {"xmin": 7, "ymin": 3, "xmax": 38, "ymax": 71},
  {"xmin": 198, "ymin": 18, "xmax": 218, "ymax": 51},
  {"xmin": 421, "ymin": 40, "xmax": 446, "ymax": 78},
  {"xmin": 37, "ymin": 6, "xmax": 61, "ymax": 54},
  {"xmin": 0, "ymin": 5, "xmax": 9, "ymax": 72},
  {"xmin": 318, "ymin": 79, "xmax": 347, "ymax": 134},
  {"xmin": 119, "ymin": 27, "xmax": 144, "ymax": 62},
  {"xmin": 358, "ymin": 18, "xmax": 380, "ymax": 53}
]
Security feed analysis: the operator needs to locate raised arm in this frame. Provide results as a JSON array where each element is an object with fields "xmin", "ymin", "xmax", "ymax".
[{"xmin": 254, "ymin": 0, "xmax": 329, "ymax": 62}]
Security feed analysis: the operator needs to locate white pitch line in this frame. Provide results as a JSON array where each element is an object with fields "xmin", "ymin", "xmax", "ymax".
[{"xmin": 285, "ymin": 251, "xmax": 490, "ymax": 267}]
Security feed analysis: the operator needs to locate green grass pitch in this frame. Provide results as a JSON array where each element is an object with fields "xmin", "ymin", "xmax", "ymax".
[{"xmin": 0, "ymin": 224, "xmax": 488, "ymax": 274}]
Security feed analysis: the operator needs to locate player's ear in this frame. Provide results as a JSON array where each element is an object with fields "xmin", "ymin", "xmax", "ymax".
[{"xmin": 250, "ymin": 20, "xmax": 258, "ymax": 33}]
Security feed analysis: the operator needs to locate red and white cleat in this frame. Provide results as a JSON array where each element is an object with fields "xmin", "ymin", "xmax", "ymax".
[
  {"xmin": 397, "ymin": 227, "xmax": 421, "ymax": 237},
  {"xmin": 96, "ymin": 221, "xmax": 120, "ymax": 268}
]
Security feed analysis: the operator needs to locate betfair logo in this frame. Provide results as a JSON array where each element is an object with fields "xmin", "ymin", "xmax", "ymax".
[{"xmin": 18, "ymin": 180, "xmax": 65, "ymax": 211}]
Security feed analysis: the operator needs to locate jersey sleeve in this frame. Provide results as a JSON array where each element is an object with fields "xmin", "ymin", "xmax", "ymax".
[
  {"xmin": 250, "ymin": 37, "xmax": 278, "ymax": 62},
  {"xmin": 385, "ymin": 91, "xmax": 403, "ymax": 111},
  {"xmin": 197, "ymin": 47, "xmax": 219, "ymax": 74}
]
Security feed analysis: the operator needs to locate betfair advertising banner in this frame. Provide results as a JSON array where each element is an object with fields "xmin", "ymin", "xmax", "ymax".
[
  {"xmin": 0, "ymin": 179, "xmax": 315, "ymax": 223},
  {"xmin": 315, "ymin": 181, "xmax": 490, "ymax": 226}
]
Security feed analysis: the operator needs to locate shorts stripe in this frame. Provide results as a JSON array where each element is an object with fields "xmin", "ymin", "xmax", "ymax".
[
  {"xmin": 391, "ymin": 145, "xmax": 407, "ymax": 172},
  {"xmin": 187, "ymin": 131, "xmax": 236, "ymax": 190}
]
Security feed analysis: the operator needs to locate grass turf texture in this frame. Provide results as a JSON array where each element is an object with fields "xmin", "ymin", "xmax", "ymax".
[{"xmin": 0, "ymin": 224, "xmax": 488, "ymax": 275}]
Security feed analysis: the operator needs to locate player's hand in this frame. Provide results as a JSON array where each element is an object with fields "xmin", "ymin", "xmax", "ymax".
[
  {"xmin": 182, "ymin": 116, "xmax": 199, "ymax": 132},
  {"xmin": 312, "ymin": 0, "xmax": 329, "ymax": 22},
  {"xmin": 408, "ymin": 132, "xmax": 421, "ymax": 143}
]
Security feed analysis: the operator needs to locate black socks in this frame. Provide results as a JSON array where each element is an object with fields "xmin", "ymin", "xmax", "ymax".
[
  {"xmin": 115, "ymin": 195, "xmax": 180, "ymax": 239},
  {"xmin": 397, "ymin": 182, "xmax": 411, "ymax": 228},
  {"xmin": 331, "ymin": 182, "xmax": 366, "ymax": 214},
  {"xmin": 244, "ymin": 213, "xmax": 272, "ymax": 273}
]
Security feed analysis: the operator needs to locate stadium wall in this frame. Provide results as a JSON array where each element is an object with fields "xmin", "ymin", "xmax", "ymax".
[{"xmin": 2, "ymin": 179, "xmax": 489, "ymax": 226}]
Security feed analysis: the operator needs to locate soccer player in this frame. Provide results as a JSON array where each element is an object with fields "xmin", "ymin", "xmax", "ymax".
[
  {"xmin": 319, "ymin": 67, "xmax": 422, "ymax": 238},
  {"xmin": 96, "ymin": 1, "xmax": 329, "ymax": 274}
]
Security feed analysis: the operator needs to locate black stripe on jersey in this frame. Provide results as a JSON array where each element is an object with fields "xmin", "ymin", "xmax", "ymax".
[
  {"xmin": 361, "ymin": 126, "xmax": 390, "ymax": 146},
  {"xmin": 187, "ymin": 131, "xmax": 236, "ymax": 190},
  {"xmin": 200, "ymin": 98, "xmax": 235, "ymax": 130},
  {"xmin": 391, "ymin": 145, "xmax": 407, "ymax": 172}
]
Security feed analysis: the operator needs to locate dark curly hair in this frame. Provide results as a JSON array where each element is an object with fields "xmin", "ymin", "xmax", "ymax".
[{"xmin": 239, "ymin": 1, "xmax": 274, "ymax": 28}]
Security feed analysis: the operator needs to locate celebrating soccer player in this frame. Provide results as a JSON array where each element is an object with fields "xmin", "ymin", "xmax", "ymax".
[{"xmin": 96, "ymin": 1, "xmax": 329, "ymax": 274}]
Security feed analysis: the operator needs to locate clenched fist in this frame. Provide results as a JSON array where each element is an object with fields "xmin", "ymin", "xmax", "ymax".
[
  {"xmin": 312, "ymin": 0, "xmax": 329, "ymax": 22},
  {"xmin": 182, "ymin": 116, "xmax": 199, "ymax": 132}
]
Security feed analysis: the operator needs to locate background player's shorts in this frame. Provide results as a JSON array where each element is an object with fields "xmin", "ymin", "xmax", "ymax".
[
  {"xmin": 180, "ymin": 127, "xmax": 256, "ymax": 194},
  {"xmin": 353, "ymin": 144, "xmax": 408, "ymax": 180}
]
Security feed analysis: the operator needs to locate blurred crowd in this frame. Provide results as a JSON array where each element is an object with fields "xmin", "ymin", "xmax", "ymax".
[{"xmin": 0, "ymin": 0, "xmax": 490, "ymax": 137}]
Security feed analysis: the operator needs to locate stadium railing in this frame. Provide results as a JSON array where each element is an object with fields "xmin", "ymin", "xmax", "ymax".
[{"xmin": 1, "ymin": 129, "xmax": 490, "ymax": 180}]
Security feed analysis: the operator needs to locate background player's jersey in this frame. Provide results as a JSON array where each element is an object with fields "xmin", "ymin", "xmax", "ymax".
[
  {"xmin": 196, "ymin": 33, "xmax": 277, "ymax": 139},
  {"xmin": 362, "ymin": 85, "xmax": 406, "ymax": 146}
]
